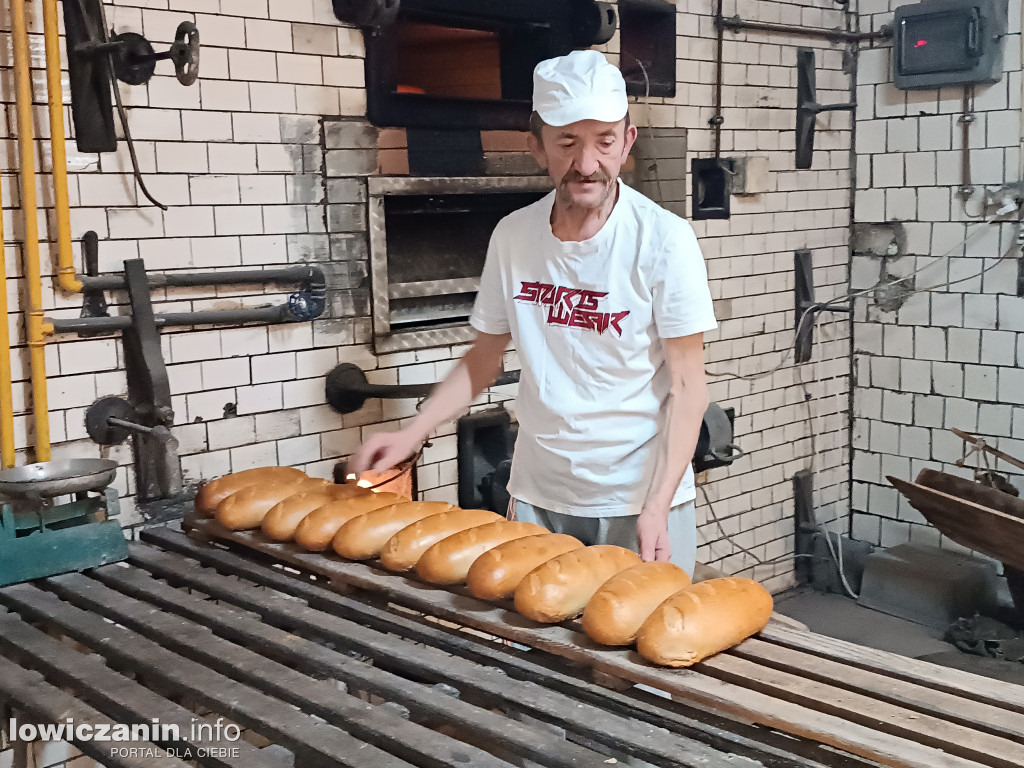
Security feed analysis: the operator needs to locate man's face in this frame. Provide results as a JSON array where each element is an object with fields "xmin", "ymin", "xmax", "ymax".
[{"xmin": 529, "ymin": 118, "xmax": 637, "ymax": 210}]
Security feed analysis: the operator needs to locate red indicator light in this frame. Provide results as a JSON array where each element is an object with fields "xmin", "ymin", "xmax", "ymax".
[{"xmin": 914, "ymin": 39, "xmax": 928, "ymax": 48}]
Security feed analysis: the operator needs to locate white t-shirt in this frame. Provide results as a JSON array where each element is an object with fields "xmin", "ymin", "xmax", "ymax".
[{"xmin": 469, "ymin": 181, "xmax": 717, "ymax": 517}]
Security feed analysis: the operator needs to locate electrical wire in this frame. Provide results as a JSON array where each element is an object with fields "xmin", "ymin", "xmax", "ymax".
[
  {"xmin": 89, "ymin": 0, "xmax": 168, "ymax": 210},
  {"xmin": 706, "ymin": 213, "xmax": 1014, "ymax": 382},
  {"xmin": 697, "ymin": 211, "xmax": 1022, "ymax": 589}
]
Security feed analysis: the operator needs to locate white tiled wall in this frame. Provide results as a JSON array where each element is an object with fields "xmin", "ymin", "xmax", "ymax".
[
  {"xmin": 0, "ymin": 0, "xmax": 854, "ymax": 597},
  {"xmin": 850, "ymin": 0, "xmax": 1024, "ymax": 552}
]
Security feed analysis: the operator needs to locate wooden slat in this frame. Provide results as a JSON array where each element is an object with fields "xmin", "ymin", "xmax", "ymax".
[
  {"xmin": 0, "ymin": 655, "xmax": 191, "ymax": 768},
  {"xmin": 757, "ymin": 623, "xmax": 1024, "ymax": 715},
  {"xmin": 889, "ymin": 475, "xmax": 1024, "ymax": 571},
  {"xmin": 141, "ymin": 526, "xmax": 860, "ymax": 768},
  {"xmin": 694, "ymin": 652, "xmax": 1024, "ymax": 768},
  {"xmin": 183, "ymin": 518, "xmax": 994, "ymax": 768},
  {"xmin": 0, "ymin": 582, "xmax": 415, "ymax": 768},
  {"xmin": 49, "ymin": 570, "xmax": 604, "ymax": 768},
  {"xmin": 93, "ymin": 558, "xmax": 724, "ymax": 768},
  {"xmin": 730, "ymin": 637, "xmax": 1024, "ymax": 743},
  {"xmin": 0, "ymin": 612, "xmax": 278, "ymax": 768}
]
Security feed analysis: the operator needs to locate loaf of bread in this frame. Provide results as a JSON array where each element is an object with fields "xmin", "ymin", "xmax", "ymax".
[
  {"xmin": 466, "ymin": 533, "xmax": 584, "ymax": 600},
  {"xmin": 581, "ymin": 562, "xmax": 693, "ymax": 646},
  {"xmin": 415, "ymin": 521, "xmax": 548, "ymax": 585},
  {"xmin": 195, "ymin": 467, "xmax": 308, "ymax": 516},
  {"xmin": 636, "ymin": 578, "xmax": 774, "ymax": 667},
  {"xmin": 380, "ymin": 508, "xmax": 504, "ymax": 572},
  {"xmin": 215, "ymin": 479, "xmax": 328, "ymax": 531},
  {"xmin": 293, "ymin": 492, "xmax": 407, "ymax": 551},
  {"xmin": 332, "ymin": 501, "xmax": 454, "ymax": 560},
  {"xmin": 514, "ymin": 545, "xmax": 642, "ymax": 623},
  {"xmin": 261, "ymin": 485, "xmax": 373, "ymax": 541}
]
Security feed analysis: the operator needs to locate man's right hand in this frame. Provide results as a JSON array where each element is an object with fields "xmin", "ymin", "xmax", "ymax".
[{"xmin": 348, "ymin": 429, "xmax": 423, "ymax": 476}]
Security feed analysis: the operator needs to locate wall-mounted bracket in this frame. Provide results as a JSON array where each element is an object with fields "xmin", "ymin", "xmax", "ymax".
[
  {"xmin": 796, "ymin": 48, "xmax": 856, "ymax": 169},
  {"xmin": 795, "ymin": 249, "xmax": 816, "ymax": 363}
]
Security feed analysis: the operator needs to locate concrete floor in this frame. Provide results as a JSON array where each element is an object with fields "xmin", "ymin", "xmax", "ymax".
[{"xmin": 773, "ymin": 586, "xmax": 1024, "ymax": 686}]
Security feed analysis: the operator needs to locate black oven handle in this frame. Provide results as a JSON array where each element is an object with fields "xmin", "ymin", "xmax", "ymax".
[{"xmin": 326, "ymin": 363, "xmax": 521, "ymax": 414}]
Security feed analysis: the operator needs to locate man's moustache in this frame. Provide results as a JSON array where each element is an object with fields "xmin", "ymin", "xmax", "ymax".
[{"xmin": 562, "ymin": 173, "xmax": 610, "ymax": 184}]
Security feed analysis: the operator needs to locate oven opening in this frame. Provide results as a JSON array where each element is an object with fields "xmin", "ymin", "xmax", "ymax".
[
  {"xmin": 369, "ymin": 180, "xmax": 551, "ymax": 351},
  {"xmin": 394, "ymin": 22, "xmax": 503, "ymax": 101}
]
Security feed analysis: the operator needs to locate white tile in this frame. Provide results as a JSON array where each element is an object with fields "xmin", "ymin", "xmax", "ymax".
[
  {"xmin": 998, "ymin": 366, "xmax": 1024, "ymax": 404},
  {"xmin": 245, "ymin": 18, "xmax": 294, "ymax": 51},
  {"xmin": 229, "ymin": 49, "xmax": 279, "ymax": 82},
  {"xmin": 58, "ymin": 339, "xmax": 119, "ymax": 375},
  {"xmin": 190, "ymin": 175, "xmax": 241, "ymax": 205},
  {"xmin": 904, "ymin": 152, "xmax": 935, "ymax": 187},
  {"xmin": 964, "ymin": 365, "xmax": 998, "ymax": 402},
  {"xmin": 946, "ymin": 327, "xmax": 980, "ymax": 363},
  {"xmin": 182, "ymin": 110, "xmax": 234, "ymax": 142},
  {"xmin": 252, "ymin": 352, "xmax": 297, "ymax": 383},
  {"xmin": 872, "ymin": 153, "xmax": 904, "ymax": 187},
  {"xmin": 277, "ymin": 434, "xmax": 321, "ymax": 465},
  {"xmin": 208, "ymin": 416, "xmax": 257, "ymax": 451},
  {"xmin": 232, "ymin": 113, "xmax": 282, "ymax": 143},
  {"xmin": 231, "ymin": 442, "xmax": 279, "ymax": 470},
  {"xmin": 237, "ymin": 383, "xmax": 284, "ymax": 414},
  {"xmin": 981, "ymin": 329, "xmax": 1017, "ymax": 364},
  {"xmin": 918, "ymin": 114, "xmax": 952, "ymax": 151},
  {"xmin": 886, "ymin": 119, "xmax": 917, "ymax": 152},
  {"xmin": 277, "ymin": 53, "xmax": 324, "ymax": 85},
  {"xmin": 932, "ymin": 361, "xmax": 964, "ymax": 397}
]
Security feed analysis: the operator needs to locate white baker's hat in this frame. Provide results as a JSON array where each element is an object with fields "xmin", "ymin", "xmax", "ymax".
[{"xmin": 532, "ymin": 50, "xmax": 628, "ymax": 127}]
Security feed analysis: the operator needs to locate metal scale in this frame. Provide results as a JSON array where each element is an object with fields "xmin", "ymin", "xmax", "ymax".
[{"xmin": 0, "ymin": 459, "xmax": 129, "ymax": 587}]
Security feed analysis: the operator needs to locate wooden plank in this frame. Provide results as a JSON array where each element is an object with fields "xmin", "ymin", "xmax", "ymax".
[
  {"xmin": 0, "ymin": 655, "xmax": 191, "ymax": 768},
  {"xmin": 888, "ymin": 476, "xmax": 1024, "ymax": 572},
  {"xmin": 141, "ymin": 526, "xmax": 861, "ymax": 768},
  {"xmin": 757, "ymin": 623, "xmax": 1024, "ymax": 715},
  {"xmin": 0, "ymin": 582, "xmax": 414, "ymax": 768},
  {"xmin": 183, "ymin": 517, "xmax": 993, "ymax": 768},
  {"xmin": 94, "ymin": 558, "xmax": 727, "ymax": 768},
  {"xmin": 0, "ymin": 612, "xmax": 279, "ymax": 768},
  {"xmin": 50, "ymin": 570, "xmax": 607, "ymax": 768},
  {"xmin": 730, "ymin": 637, "xmax": 1024, "ymax": 744},
  {"xmin": 694, "ymin": 650, "xmax": 1024, "ymax": 768}
]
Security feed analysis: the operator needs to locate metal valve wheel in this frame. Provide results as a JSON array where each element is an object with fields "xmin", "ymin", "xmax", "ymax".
[{"xmin": 172, "ymin": 21, "xmax": 200, "ymax": 86}]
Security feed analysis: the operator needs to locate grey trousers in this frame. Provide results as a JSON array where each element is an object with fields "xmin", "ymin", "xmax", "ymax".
[{"xmin": 508, "ymin": 497, "xmax": 698, "ymax": 577}]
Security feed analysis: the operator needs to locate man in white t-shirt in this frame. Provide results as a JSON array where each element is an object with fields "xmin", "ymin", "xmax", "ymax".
[{"xmin": 350, "ymin": 50, "xmax": 716, "ymax": 574}]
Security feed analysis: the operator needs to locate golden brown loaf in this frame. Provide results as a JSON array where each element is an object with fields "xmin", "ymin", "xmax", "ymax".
[
  {"xmin": 214, "ymin": 479, "xmax": 328, "ymax": 531},
  {"xmin": 636, "ymin": 577, "xmax": 774, "ymax": 667},
  {"xmin": 581, "ymin": 562, "xmax": 693, "ymax": 646},
  {"xmin": 380, "ymin": 508, "xmax": 503, "ymax": 572},
  {"xmin": 332, "ymin": 501, "xmax": 454, "ymax": 560},
  {"xmin": 293, "ymin": 492, "xmax": 406, "ymax": 551},
  {"xmin": 195, "ymin": 467, "xmax": 307, "ymax": 516},
  {"xmin": 260, "ymin": 485, "xmax": 373, "ymax": 542},
  {"xmin": 466, "ymin": 533, "xmax": 584, "ymax": 600},
  {"xmin": 415, "ymin": 521, "xmax": 548, "ymax": 585},
  {"xmin": 514, "ymin": 545, "xmax": 642, "ymax": 623}
]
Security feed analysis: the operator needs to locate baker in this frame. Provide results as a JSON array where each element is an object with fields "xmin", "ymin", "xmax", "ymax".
[{"xmin": 350, "ymin": 49, "xmax": 716, "ymax": 575}]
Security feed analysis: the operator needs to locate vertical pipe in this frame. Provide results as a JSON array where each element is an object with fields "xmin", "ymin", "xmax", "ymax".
[
  {"xmin": 10, "ymin": 0, "xmax": 53, "ymax": 462},
  {"xmin": 711, "ymin": 0, "xmax": 725, "ymax": 158},
  {"xmin": 0, "ymin": 189, "xmax": 14, "ymax": 468},
  {"xmin": 42, "ymin": 0, "xmax": 81, "ymax": 294}
]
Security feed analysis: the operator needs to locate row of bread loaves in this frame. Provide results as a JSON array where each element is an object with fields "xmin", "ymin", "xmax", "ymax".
[{"xmin": 195, "ymin": 468, "xmax": 772, "ymax": 667}]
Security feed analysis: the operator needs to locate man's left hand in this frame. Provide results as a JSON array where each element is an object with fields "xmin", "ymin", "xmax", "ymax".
[{"xmin": 637, "ymin": 508, "xmax": 671, "ymax": 562}]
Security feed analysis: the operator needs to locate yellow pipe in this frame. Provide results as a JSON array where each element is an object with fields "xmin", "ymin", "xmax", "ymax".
[
  {"xmin": 10, "ymin": 0, "xmax": 54, "ymax": 463},
  {"xmin": 42, "ymin": 0, "xmax": 81, "ymax": 294},
  {"xmin": 0, "ymin": 180, "xmax": 14, "ymax": 468}
]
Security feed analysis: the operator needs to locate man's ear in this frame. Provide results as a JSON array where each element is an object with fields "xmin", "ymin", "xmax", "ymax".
[
  {"xmin": 527, "ymin": 132, "xmax": 548, "ymax": 170},
  {"xmin": 621, "ymin": 123, "xmax": 638, "ymax": 160}
]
